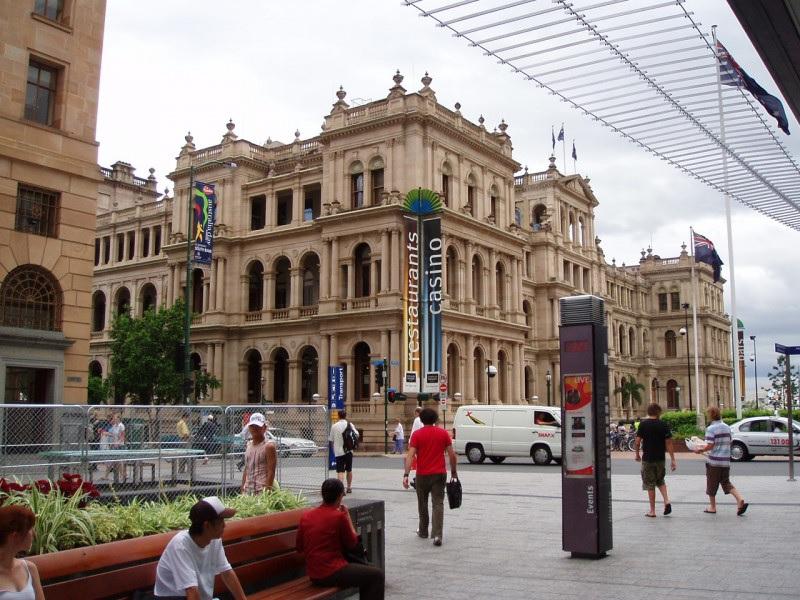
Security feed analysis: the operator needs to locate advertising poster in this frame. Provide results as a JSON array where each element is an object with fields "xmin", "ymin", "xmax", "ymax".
[
  {"xmin": 192, "ymin": 181, "xmax": 216, "ymax": 265},
  {"xmin": 422, "ymin": 216, "xmax": 443, "ymax": 393},
  {"xmin": 327, "ymin": 366, "xmax": 345, "ymax": 468},
  {"xmin": 563, "ymin": 373, "xmax": 595, "ymax": 477},
  {"xmin": 402, "ymin": 214, "xmax": 421, "ymax": 394}
]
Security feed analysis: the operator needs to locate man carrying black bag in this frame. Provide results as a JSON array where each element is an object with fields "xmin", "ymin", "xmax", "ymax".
[{"xmin": 402, "ymin": 408, "xmax": 458, "ymax": 547}]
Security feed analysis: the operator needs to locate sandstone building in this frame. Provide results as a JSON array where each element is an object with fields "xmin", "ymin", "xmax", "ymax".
[
  {"xmin": 0, "ymin": 0, "xmax": 107, "ymax": 405},
  {"xmin": 89, "ymin": 72, "xmax": 733, "ymax": 441}
]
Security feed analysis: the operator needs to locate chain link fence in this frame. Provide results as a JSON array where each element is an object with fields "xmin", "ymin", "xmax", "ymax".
[{"xmin": 0, "ymin": 404, "xmax": 329, "ymax": 500}]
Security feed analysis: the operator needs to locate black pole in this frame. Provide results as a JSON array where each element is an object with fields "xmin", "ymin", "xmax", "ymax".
[
  {"xmin": 751, "ymin": 335, "xmax": 759, "ymax": 410},
  {"xmin": 683, "ymin": 303, "xmax": 693, "ymax": 411}
]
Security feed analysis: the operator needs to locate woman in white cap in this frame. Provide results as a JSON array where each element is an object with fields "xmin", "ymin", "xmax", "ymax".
[
  {"xmin": 154, "ymin": 496, "xmax": 245, "ymax": 600},
  {"xmin": 241, "ymin": 412, "xmax": 277, "ymax": 494}
]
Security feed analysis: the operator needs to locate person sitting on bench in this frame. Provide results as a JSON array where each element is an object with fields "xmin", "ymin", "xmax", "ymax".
[
  {"xmin": 296, "ymin": 478, "xmax": 384, "ymax": 600},
  {"xmin": 154, "ymin": 496, "xmax": 246, "ymax": 600}
]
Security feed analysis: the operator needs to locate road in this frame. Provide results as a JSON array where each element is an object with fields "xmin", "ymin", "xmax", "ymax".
[{"xmin": 355, "ymin": 453, "xmax": 799, "ymax": 476}]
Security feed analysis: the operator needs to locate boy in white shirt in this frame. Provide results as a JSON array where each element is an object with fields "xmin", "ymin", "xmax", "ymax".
[{"xmin": 154, "ymin": 496, "xmax": 246, "ymax": 600}]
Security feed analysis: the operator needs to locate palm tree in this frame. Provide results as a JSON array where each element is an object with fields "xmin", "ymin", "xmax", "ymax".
[{"xmin": 614, "ymin": 377, "xmax": 646, "ymax": 421}]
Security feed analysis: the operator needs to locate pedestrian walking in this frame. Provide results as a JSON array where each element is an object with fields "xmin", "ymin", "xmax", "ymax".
[
  {"xmin": 296, "ymin": 478, "xmax": 384, "ymax": 600},
  {"xmin": 0, "ymin": 505, "xmax": 45, "ymax": 600},
  {"xmin": 393, "ymin": 419, "xmax": 405, "ymax": 454},
  {"xmin": 240, "ymin": 412, "xmax": 277, "ymax": 494},
  {"xmin": 634, "ymin": 402, "xmax": 676, "ymax": 517},
  {"xmin": 154, "ymin": 496, "xmax": 246, "ymax": 600},
  {"xmin": 402, "ymin": 408, "xmax": 458, "ymax": 547},
  {"xmin": 329, "ymin": 410, "xmax": 358, "ymax": 494},
  {"xmin": 694, "ymin": 405, "xmax": 748, "ymax": 516},
  {"xmin": 176, "ymin": 411, "xmax": 191, "ymax": 473}
]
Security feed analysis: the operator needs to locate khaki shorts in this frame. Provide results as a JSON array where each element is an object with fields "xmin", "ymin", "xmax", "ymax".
[
  {"xmin": 705, "ymin": 463, "xmax": 733, "ymax": 496},
  {"xmin": 641, "ymin": 460, "xmax": 666, "ymax": 490}
]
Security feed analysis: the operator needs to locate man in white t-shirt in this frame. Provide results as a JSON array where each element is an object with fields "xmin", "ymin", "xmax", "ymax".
[
  {"xmin": 154, "ymin": 496, "xmax": 246, "ymax": 600},
  {"xmin": 329, "ymin": 410, "xmax": 358, "ymax": 494}
]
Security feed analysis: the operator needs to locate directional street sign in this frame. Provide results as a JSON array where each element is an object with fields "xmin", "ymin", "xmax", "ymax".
[{"xmin": 775, "ymin": 344, "xmax": 800, "ymax": 355}]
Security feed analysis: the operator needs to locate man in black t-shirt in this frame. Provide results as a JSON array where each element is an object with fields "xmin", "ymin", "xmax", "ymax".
[{"xmin": 634, "ymin": 402, "xmax": 677, "ymax": 518}]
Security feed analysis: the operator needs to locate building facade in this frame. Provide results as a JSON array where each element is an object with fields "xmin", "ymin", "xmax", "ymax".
[
  {"xmin": 0, "ymin": 0, "xmax": 107, "ymax": 404},
  {"xmin": 89, "ymin": 73, "xmax": 733, "ymax": 442}
]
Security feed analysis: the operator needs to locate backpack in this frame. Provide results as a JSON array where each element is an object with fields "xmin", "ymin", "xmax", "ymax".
[{"xmin": 342, "ymin": 421, "xmax": 359, "ymax": 452}]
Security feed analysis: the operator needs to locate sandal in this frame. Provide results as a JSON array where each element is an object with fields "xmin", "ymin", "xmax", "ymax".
[
  {"xmin": 737, "ymin": 502, "xmax": 749, "ymax": 516},
  {"xmin": 703, "ymin": 509, "xmax": 716, "ymax": 514},
  {"xmin": 663, "ymin": 503, "xmax": 672, "ymax": 516},
  {"xmin": 645, "ymin": 513, "xmax": 656, "ymax": 518}
]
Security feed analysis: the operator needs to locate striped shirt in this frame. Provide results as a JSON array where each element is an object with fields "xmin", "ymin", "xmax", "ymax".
[{"xmin": 705, "ymin": 420, "xmax": 731, "ymax": 466}]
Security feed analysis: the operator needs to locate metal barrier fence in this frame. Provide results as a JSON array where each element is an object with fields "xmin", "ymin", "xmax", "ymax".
[{"xmin": 0, "ymin": 404, "xmax": 329, "ymax": 500}]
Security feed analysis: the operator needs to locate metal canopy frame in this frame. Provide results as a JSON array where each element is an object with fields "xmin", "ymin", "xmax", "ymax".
[{"xmin": 404, "ymin": 0, "xmax": 800, "ymax": 231}]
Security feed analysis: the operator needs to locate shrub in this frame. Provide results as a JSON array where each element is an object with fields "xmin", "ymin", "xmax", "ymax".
[
  {"xmin": 661, "ymin": 411, "xmax": 697, "ymax": 431},
  {"xmin": 672, "ymin": 423, "xmax": 704, "ymax": 440}
]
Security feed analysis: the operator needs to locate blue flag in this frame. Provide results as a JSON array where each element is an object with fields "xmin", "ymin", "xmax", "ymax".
[
  {"xmin": 693, "ymin": 231, "xmax": 723, "ymax": 282},
  {"xmin": 716, "ymin": 41, "xmax": 790, "ymax": 135},
  {"xmin": 557, "ymin": 124, "xmax": 565, "ymax": 142},
  {"xmin": 571, "ymin": 141, "xmax": 577, "ymax": 161},
  {"xmin": 551, "ymin": 126, "xmax": 555, "ymax": 151}
]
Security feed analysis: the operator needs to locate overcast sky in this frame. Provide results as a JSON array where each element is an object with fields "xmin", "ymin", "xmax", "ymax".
[{"xmin": 96, "ymin": 0, "xmax": 800, "ymax": 399}]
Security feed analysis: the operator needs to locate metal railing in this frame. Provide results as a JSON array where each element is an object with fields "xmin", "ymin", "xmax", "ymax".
[{"xmin": 0, "ymin": 404, "xmax": 329, "ymax": 500}]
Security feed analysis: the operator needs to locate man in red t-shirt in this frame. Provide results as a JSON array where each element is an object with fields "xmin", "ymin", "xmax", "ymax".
[{"xmin": 402, "ymin": 408, "xmax": 458, "ymax": 546}]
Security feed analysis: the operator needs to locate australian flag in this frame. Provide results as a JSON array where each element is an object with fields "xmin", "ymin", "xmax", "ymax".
[
  {"xmin": 716, "ymin": 41, "xmax": 790, "ymax": 135},
  {"xmin": 693, "ymin": 231, "xmax": 723, "ymax": 282}
]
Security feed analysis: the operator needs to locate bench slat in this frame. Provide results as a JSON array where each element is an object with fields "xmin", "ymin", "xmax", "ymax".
[
  {"xmin": 249, "ymin": 576, "xmax": 341, "ymax": 600},
  {"xmin": 224, "ymin": 530, "xmax": 297, "ymax": 564},
  {"xmin": 42, "ymin": 562, "xmax": 156, "ymax": 600}
]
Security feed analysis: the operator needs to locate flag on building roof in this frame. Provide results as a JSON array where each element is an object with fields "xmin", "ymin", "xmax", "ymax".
[
  {"xmin": 551, "ymin": 126, "xmax": 555, "ymax": 150},
  {"xmin": 693, "ymin": 231, "xmax": 723, "ymax": 282},
  {"xmin": 557, "ymin": 124, "xmax": 565, "ymax": 142},
  {"xmin": 716, "ymin": 40, "xmax": 790, "ymax": 135},
  {"xmin": 571, "ymin": 141, "xmax": 577, "ymax": 161}
]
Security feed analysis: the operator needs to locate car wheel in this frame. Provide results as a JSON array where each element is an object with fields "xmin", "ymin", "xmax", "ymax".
[
  {"xmin": 489, "ymin": 456, "xmax": 506, "ymax": 464},
  {"xmin": 730, "ymin": 441, "xmax": 749, "ymax": 462},
  {"xmin": 466, "ymin": 444, "xmax": 486, "ymax": 464},
  {"xmin": 531, "ymin": 445, "xmax": 552, "ymax": 465}
]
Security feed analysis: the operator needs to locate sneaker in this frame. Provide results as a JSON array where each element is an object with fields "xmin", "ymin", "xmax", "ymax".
[{"xmin": 433, "ymin": 537, "xmax": 442, "ymax": 546}]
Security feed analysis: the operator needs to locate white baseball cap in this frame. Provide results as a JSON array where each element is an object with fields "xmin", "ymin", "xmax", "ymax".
[{"xmin": 246, "ymin": 412, "xmax": 267, "ymax": 428}]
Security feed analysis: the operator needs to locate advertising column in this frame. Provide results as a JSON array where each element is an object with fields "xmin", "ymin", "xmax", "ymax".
[
  {"xmin": 327, "ymin": 366, "xmax": 346, "ymax": 469},
  {"xmin": 559, "ymin": 295, "xmax": 612, "ymax": 558}
]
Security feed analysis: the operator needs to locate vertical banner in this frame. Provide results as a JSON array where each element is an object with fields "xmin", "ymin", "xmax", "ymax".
[
  {"xmin": 563, "ymin": 373, "xmax": 595, "ymax": 477},
  {"xmin": 422, "ymin": 216, "xmax": 443, "ymax": 393},
  {"xmin": 192, "ymin": 181, "xmax": 216, "ymax": 265},
  {"xmin": 737, "ymin": 326, "xmax": 746, "ymax": 402},
  {"xmin": 327, "ymin": 365, "xmax": 346, "ymax": 469},
  {"xmin": 402, "ymin": 214, "xmax": 421, "ymax": 394}
]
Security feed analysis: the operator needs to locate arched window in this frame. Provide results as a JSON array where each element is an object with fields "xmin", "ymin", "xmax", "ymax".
[
  {"xmin": 248, "ymin": 261, "xmax": 264, "ymax": 312},
  {"xmin": 665, "ymin": 330, "xmax": 677, "ymax": 358},
  {"xmin": 642, "ymin": 329, "xmax": 649, "ymax": 356},
  {"xmin": 272, "ymin": 347, "xmax": 289, "ymax": 403},
  {"xmin": 245, "ymin": 349, "xmax": 262, "ymax": 404},
  {"xmin": 441, "ymin": 162, "xmax": 452, "ymax": 207},
  {"xmin": 191, "ymin": 269, "xmax": 203, "ymax": 313},
  {"xmin": 301, "ymin": 254, "xmax": 320, "ymax": 306},
  {"xmin": 497, "ymin": 350, "xmax": 508, "ymax": 404},
  {"xmin": 354, "ymin": 244, "xmax": 371, "ymax": 297},
  {"xmin": 628, "ymin": 327, "xmax": 636, "ymax": 357},
  {"xmin": 300, "ymin": 346, "xmax": 318, "ymax": 402},
  {"xmin": 532, "ymin": 204, "xmax": 546, "ymax": 230},
  {"xmin": 139, "ymin": 283, "xmax": 157, "ymax": 315},
  {"xmin": 495, "ymin": 262, "xmax": 505, "ymax": 311},
  {"xmin": 524, "ymin": 366, "xmax": 533, "ymax": 401},
  {"xmin": 274, "ymin": 257, "xmax": 290, "ymax": 309},
  {"xmin": 466, "ymin": 173, "xmax": 477, "ymax": 217},
  {"xmin": 471, "ymin": 254, "xmax": 483, "ymax": 305},
  {"xmin": 89, "ymin": 361, "xmax": 102, "ymax": 378},
  {"xmin": 618, "ymin": 325, "xmax": 625, "ymax": 355},
  {"xmin": 353, "ymin": 342, "xmax": 371, "ymax": 401},
  {"xmin": 446, "ymin": 343, "xmax": 459, "ymax": 398},
  {"xmin": 473, "ymin": 346, "xmax": 485, "ymax": 403},
  {"xmin": 667, "ymin": 379, "xmax": 679, "ymax": 409},
  {"xmin": 369, "ymin": 157, "xmax": 384, "ymax": 206},
  {"xmin": 350, "ymin": 162, "xmax": 364, "ymax": 208},
  {"xmin": 1, "ymin": 264, "xmax": 65, "ymax": 331},
  {"xmin": 446, "ymin": 247, "xmax": 458, "ymax": 299},
  {"xmin": 115, "ymin": 286, "xmax": 131, "ymax": 316},
  {"xmin": 489, "ymin": 185, "xmax": 499, "ymax": 223},
  {"xmin": 523, "ymin": 300, "xmax": 533, "ymax": 339},
  {"xmin": 91, "ymin": 290, "xmax": 106, "ymax": 332}
]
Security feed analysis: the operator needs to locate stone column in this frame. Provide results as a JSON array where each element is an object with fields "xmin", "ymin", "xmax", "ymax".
[
  {"xmin": 288, "ymin": 359, "xmax": 300, "ymax": 403},
  {"xmin": 240, "ymin": 276, "xmax": 249, "ymax": 314},
  {"xmin": 346, "ymin": 261, "xmax": 355, "ymax": 300},
  {"xmin": 512, "ymin": 343, "xmax": 522, "ymax": 404},
  {"xmin": 321, "ymin": 239, "xmax": 331, "ymax": 299},
  {"xmin": 390, "ymin": 229, "xmax": 400, "ymax": 291},
  {"xmin": 290, "ymin": 267, "xmax": 301, "ymax": 308},
  {"xmin": 330, "ymin": 333, "xmax": 339, "ymax": 368},
  {"xmin": 489, "ymin": 339, "xmax": 498, "ymax": 404},
  {"xmin": 331, "ymin": 238, "xmax": 340, "ymax": 299},
  {"xmin": 390, "ymin": 329, "xmax": 400, "ymax": 389},
  {"xmin": 216, "ymin": 258, "xmax": 225, "ymax": 312},
  {"xmin": 206, "ymin": 343, "xmax": 215, "ymax": 390},
  {"xmin": 263, "ymin": 361, "xmax": 273, "ymax": 404},
  {"xmin": 370, "ymin": 259, "xmax": 378, "ymax": 298},
  {"xmin": 202, "ymin": 278, "xmax": 210, "ymax": 313},
  {"xmin": 465, "ymin": 242, "xmax": 474, "ymax": 313},
  {"xmin": 265, "ymin": 274, "xmax": 275, "ymax": 312},
  {"xmin": 239, "ymin": 362, "xmax": 248, "ymax": 404},
  {"xmin": 380, "ymin": 330, "xmax": 389, "ymax": 364},
  {"xmin": 465, "ymin": 334, "xmax": 474, "ymax": 402},
  {"xmin": 320, "ymin": 334, "xmax": 330, "ymax": 399},
  {"xmin": 380, "ymin": 230, "xmax": 389, "ymax": 293},
  {"xmin": 265, "ymin": 192, "xmax": 276, "ymax": 229},
  {"xmin": 292, "ymin": 185, "xmax": 302, "ymax": 225},
  {"xmin": 214, "ymin": 342, "xmax": 223, "ymax": 389}
]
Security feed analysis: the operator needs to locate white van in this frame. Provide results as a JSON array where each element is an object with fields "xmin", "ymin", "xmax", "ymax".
[{"xmin": 452, "ymin": 404, "xmax": 562, "ymax": 465}]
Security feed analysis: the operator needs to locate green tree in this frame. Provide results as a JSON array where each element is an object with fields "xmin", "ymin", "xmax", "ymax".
[
  {"xmin": 87, "ymin": 375, "xmax": 110, "ymax": 405},
  {"xmin": 766, "ymin": 355, "xmax": 799, "ymax": 407},
  {"xmin": 108, "ymin": 300, "xmax": 219, "ymax": 404},
  {"xmin": 614, "ymin": 376, "xmax": 646, "ymax": 420}
]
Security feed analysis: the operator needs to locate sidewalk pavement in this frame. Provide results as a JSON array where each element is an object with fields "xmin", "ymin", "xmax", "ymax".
[{"xmin": 346, "ymin": 462, "xmax": 800, "ymax": 600}]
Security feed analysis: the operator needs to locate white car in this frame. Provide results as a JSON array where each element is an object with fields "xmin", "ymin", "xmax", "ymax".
[
  {"xmin": 268, "ymin": 427, "xmax": 318, "ymax": 457},
  {"xmin": 729, "ymin": 417, "xmax": 800, "ymax": 462}
]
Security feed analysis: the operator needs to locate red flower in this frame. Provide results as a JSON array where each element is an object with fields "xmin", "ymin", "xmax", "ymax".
[{"xmin": 34, "ymin": 480, "xmax": 51, "ymax": 494}]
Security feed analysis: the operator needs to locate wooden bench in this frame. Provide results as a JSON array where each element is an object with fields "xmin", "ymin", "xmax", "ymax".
[{"xmin": 29, "ymin": 506, "xmax": 357, "ymax": 600}]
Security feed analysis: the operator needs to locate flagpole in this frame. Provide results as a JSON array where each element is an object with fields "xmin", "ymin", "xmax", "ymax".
[
  {"xmin": 689, "ymin": 227, "xmax": 702, "ymax": 425},
  {"xmin": 713, "ymin": 25, "xmax": 742, "ymax": 420},
  {"xmin": 561, "ymin": 123, "xmax": 566, "ymax": 174}
]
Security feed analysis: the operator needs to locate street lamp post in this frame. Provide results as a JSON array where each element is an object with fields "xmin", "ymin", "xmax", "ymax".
[
  {"xmin": 546, "ymin": 369, "xmax": 552, "ymax": 406},
  {"xmin": 260, "ymin": 376, "xmax": 265, "ymax": 404},
  {"xmin": 679, "ymin": 302, "xmax": 694, "ymax": 411},
  {"xmin": 675, "ymin": 385, "xmax": 680, "ymax": 408},
  {"xmin": 750, "ymin": 335, "xmax": 759, "ymax": 410},
  {"xmin": 486, "ymin": 360, "xmax": 497, "ymax": 405}
]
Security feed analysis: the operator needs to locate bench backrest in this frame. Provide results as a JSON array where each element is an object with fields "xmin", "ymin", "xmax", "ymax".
[{"xmin": 29, "ymin": 507, "xmax": 310, "ymax": 600}]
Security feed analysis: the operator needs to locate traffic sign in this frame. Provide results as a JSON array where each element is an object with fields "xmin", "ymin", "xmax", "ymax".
[
  {"xmin": 440, "ymin": 393, "xmax": 447, "ymax": 406},
  {"xmin": 439, "ymin": 383, "xmax": 447, "ymax": 393},
  {"xmin": 390, "ymin": 359, "xmax": 400, "ymax": 366},
  {"xmin": 775, "ymin": 344, "xmax": 800, "ymax": 355}
]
